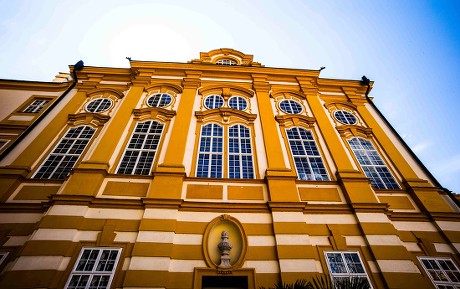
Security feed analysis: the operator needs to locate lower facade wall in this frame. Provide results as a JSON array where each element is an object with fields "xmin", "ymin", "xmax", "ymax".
[{"xmin": 0, "ymin": 202, "xmax": 458, "ymax": 289}]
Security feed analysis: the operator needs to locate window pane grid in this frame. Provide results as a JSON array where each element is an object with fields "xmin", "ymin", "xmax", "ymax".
[
  {"xmin": 216, "ymin": 59, "xmax": 237, "ymax": 65},
  {"xmin": 334, "ymin": 110, "xmax": 358, "ymax": 125},
  {"xmin": 420, "ymin": 257, "xmax": 460, "ymax": 288},
  {"xmin": 34, "ymin": 126, "xmax": 95, "ymax": 179},
  {"xmin": 325, "ymin": 252, "xmax": 372, "ymax": 288},
  {"xmin": 86, "ymin": 99, "xmax": 112, "ymax": 113},
  {"xmin": 280, "ymin": 99, "xmax": 302, "ymax": 114},
  {"xmin": 228, "ymin": 125, "xmax": 254, "ymax": 179},
  {"xmin": 348, "ymin": 138, "xmax": 400, "ymax": 189},
  {"xmin": 147, "ymin": 93, "xmax": 172, "ymax": 107},
  {"xmin": 117, "ymin": 121, "xmax": 164, "ymax": 175},
  {"xmin": 286, "ymin": 127, "xmax": 329, "ymax": 181},
  {"xmin": 229, "ymin": 96, "xmax": 248, "ymax": 111},
  {"xmin": 66, "ymin": 248, "xmax": 121, "ymax": 289},
  {"xmin": 197, "ymin": 124, "xmax": 223, "ymax": 178},
  {"xmin": 204, "ymin": 95, "xmax": 224, "ymax": 109},
  {"xmin": 23, "ymin": 99, "xmax": 50, "ymax": 113}
]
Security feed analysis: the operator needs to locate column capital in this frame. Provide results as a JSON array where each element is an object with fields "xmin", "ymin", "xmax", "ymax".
[
  {"xmin": 182, "ymin": 71, "xmax": 202, "ymax": 89},
  {"xmin": 251, "ymin": 74, "xmax": 270, "ymax": 93}
]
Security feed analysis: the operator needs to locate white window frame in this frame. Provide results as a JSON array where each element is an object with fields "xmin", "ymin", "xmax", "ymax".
[
  {"xmin": 204, "ymin": 95, "xmax": 224, "ymax": 109},
  {"xmin": 196, "ymin": 123, "xmax": 224, "ymax": 178},
  {"xmin": 64, "ymin": 247, "xmax": 121, "ymax": 289},
  {"xmin": 279, "ymin": 99, "xmax": 303, "ymax": 114},
  {"xmin": 0, "ymin": 139, "xmax": 9, "ymax": 150},
  {"xmin": 116, "ymin": 120, "xmax": 164, "ymax": 175},
  {"xmin": 348, "ymin": 137, "xmax": 400, "ymax": 189},
  {"xmin": 196, "ymin": 123, "xmax": 255, "ymax": 179},
  {"xmin": 0, "ymin": 252, "xmax": 9, "ymax": 266},
  {"xmin": 418, "ymin": 257, "xmax": 460, "ymax": 289},
  {"xmin": 86, "ymin": 98, "xmax": 113, "ymax": 113},
  {"xmin": 146, "ymin": 93, "xmax": 172, "ymax": 108},
  {"xmin": 228, "ymin": 96, "xmax": 248, "ymax": 111},
  {"xmin": 23, "ymin": 98, "xmax": 51, "ymax": 113},
  {"xmin": 228, "ymin": 124, "xmax": 254, "ymax": 179},
  {"xmin": 286, "ymin": 127, "xmax": 329, "ymax": 181},
  {"xmin": 324, "ymin": 251, "xmax": 373, "ymax": 288},
  {"xmin": 334, "ymin": 110, "xmax": 358, "ymax": 125},
  {"xmin": 216, "ymin": 59, "xmax": 237, "ymax": 66},
  {"xmin": 33, "ymin": 125, "xmax": 96, "ymax": 179}
]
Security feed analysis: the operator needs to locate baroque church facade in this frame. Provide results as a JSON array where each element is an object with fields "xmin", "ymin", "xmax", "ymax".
[{"xmin": 0, "ymin": 49, "xmax": 458, "ymax": 289}]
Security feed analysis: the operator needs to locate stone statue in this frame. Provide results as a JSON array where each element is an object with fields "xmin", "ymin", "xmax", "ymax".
[{"xmin": 217, "ymin": 230, "xmax": 232, "ymax": 268}]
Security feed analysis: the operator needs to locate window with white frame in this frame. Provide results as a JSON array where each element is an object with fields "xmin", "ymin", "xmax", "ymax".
[
  {"xmin": 279, "ymin": 99, "xmax": 303, "ymax": 114},
  {"xmin": 325, "ymin": 251, "xmax": 372, "ymax": 288},
  {"xmin": 348, "ymin": 137, "xmax": 400, "ymax": 189},
  {"xmin": 86, "ymin": 98, "xmax": 113, "ymax": 113},
  {"xmin": 204, "ymin": 95, "xmax": 224, "ymax": 109},
  {"xmin": 228, "ymin": 124, "xmax": 254, "ymax": 178},
  {"xmin": 0, "ymin": 252, "xmax": 8, "ymax": 266},
  {"xmin": 286, "ymin": 127, "xmax": 329, "ymax": 181},
  {"xmin": 34, "ymin": 126, "xmax": 96, "ymax": 179},
  {"xmin": 0, "ymin": 140, "xmax": 8, "ymax": 150},
  {"xmin": 197, "ymin": 123, "xmax": 224, "ymax": 178},
  {"xmin": 196, "ymin": 123, "xmax": 254, "ymax": 179},
  {"xmin": 228, "ymin": 96, "xmax": 248, "ymax": 111},
  {"xmin": 216, "ymin": 59, "xmax": 237, "ymax": 66},
  {"xmin": 23, "ymin": 98, "xmax": 51, "ymax": 113},
  {"xmin": 334, "ymin": 110, "xmax": 358, "ymax": 125},
  {"xmin": 419, "ymin": 257, "xmax": 460, "ymax": 289},
  {"xmin": 117, "ymin": 120, "xmax": 164, "ymax": 175},
  {"xmin": 147, "ymin": 93, "xmax": 172, "ymax": 108},
  {"xmin": 65, "ymin": 247, "xmax": 121, "ymax": 289}
]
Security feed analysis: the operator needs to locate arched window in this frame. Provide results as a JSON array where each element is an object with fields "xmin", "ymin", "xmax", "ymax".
[
  {"xmin": 204, "ymin": 95, "xmax": 225, "ymax": 109},
  {"xmin": 86, "ymin": 98, "xmax": 113, "ymax": 113},
  {"xmin": 196, "ymin": 123, "xmax": 255, "ymax": 179},
  {"xmin": 147, "ymin": 93, "xmax": 172, "ymax": 108},
  {"xmin": 348, "ymin": 137, "xmax": 399, "ymax": 189},
  {"xmin": 286, "ymin": 127, "xmax": 329, "ymax": 181},
  {"xmin": 34, "ymin": 125, "xmax": 96, "ymax": 179},
  {"xmin": 334, "ymin": 110, "xmax": 357, "ymax": 125},
  {"xmin": 196, "ymin": 123, "xmax": 223, "ymax": 178},
  {"xmin": 229, "ymin": 125, "xmax": 254, "ymax": 179},
  {"xmin": 228, "ymin": 96, "xmax": 248, "ymax": 111},
  {"xmin": 216, "ymin": 59, "xmax": 237, "ymax": 66},
  {"xmin": 117, "ymin": 120, "xmax": 164, "ymax": 175},
  {"xmin": 279, "ymin": 99, "xmax": 303, "ymax": 114}
]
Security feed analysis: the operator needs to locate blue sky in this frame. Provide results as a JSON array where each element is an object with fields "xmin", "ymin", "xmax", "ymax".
[{"xmin": 1, "ymin": 0, "xmax": 459, "ymax": 193}]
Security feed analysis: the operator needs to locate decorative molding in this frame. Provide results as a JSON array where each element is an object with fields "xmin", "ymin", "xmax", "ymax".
[
  {"xmin": 275, "ymin": 114, "xmax": 316, "ymax": 127},
  {"xmin": 132, "ymin": 107, "xmax": 176, "ymax": 122},
  {"xmin": 68, "ymin": 113, "xmax": 110, "ymax": 126},
  {"xmin": 195, "ymin": 108, "xmax": 256, "ymax": 124},
  {"xmin": 337, "ymin": 125, "xmax": 373, "ymax": 138}
]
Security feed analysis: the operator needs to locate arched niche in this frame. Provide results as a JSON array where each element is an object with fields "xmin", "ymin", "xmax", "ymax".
[{"xmin": 202, "ymin": 214, "xmax": 247, "ymax": 271}]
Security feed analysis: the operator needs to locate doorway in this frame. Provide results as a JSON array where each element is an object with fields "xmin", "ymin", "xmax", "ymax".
[{"xmin": 202, "ymin": 276, "xmax": 248, "ymax": 289}]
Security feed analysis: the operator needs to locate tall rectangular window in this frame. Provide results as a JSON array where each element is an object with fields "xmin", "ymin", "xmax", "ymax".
[
  {"xmin": 65, "ymin": 247, "xmax": 121, "ymax": 289},
  {"xmin": 228, "ymin": 124, "xmax": 254, "ymax": 179},
  {"xmin": 34, "ymin": 126, "xmax": 96, "ymax": 179},
  {"xmin": 325, "ymin": 251, "xmax": 372, "ymax": 288},
  {"xmin": 286, "ymin": 127, "xmax": 329, "ymax": 181},
  {"xmin": 196, "ymin": 123, "xmax": 255, "ymax": 179},
  {"xmin": 197, "ymin": 123, "xmax": 223, "ymax": 178},
  {"xmin": 117, "ymin": 120, "xmax": 164, "ymax": 175},
  {"xmin": 419, "ymin": 257, "xmax": 460, "ymax": 288},
  {"xmin": 348, "ymin": 137, "xmax": 399, "ymax": 189},
  {"xmin": 23, "ymin": 99, "xmax": 50, "ymax": 113}
]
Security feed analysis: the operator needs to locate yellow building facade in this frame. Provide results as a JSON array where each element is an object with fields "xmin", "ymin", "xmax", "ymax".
[{"xmin": 0, "ymin": 49, "xmax": 458, "ymax": 289}]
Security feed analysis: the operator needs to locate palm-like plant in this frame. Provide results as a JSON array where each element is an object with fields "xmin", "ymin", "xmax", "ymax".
[{"xmin": 260, "ymin": 275, "xmax": 370, "ymax": 289}]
